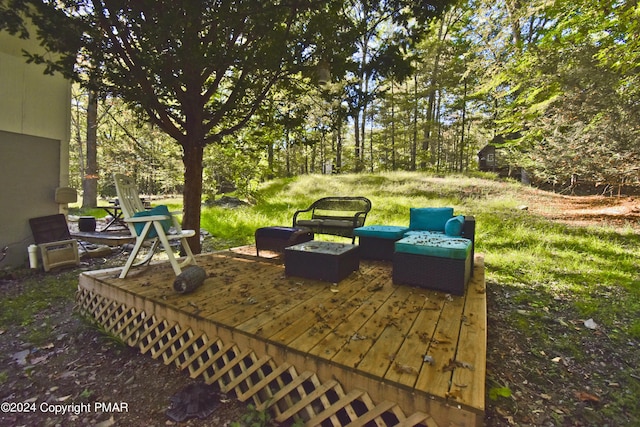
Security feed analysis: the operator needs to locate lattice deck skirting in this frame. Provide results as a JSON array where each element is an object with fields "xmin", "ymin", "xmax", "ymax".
[
  {"xmin": 76, "ymin": 286, "xmax": 440, "ymax": 426},
  {"xmin": 76, "ymin": 252, "xmax": 485, "ymax": 427}
]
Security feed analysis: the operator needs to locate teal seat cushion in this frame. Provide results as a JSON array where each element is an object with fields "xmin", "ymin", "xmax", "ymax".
[
  {"xmin": 353, "ymin": 225, "xmax": 410, "ymax": 240},
  {"xmin": 409, "ymin": 207, "xmax": 454, "ymax": 231},
  {"xmin": 445, "ymin": 215, "xmax": 465, "ymax": 236},
  {"xmin": 403, "ymin": 230, "xmax": 442, "ymax": 237},
  {"xmin": 395, "ymin": 233, "xmax": 471, "ymax": 260},
  {"xmin": 133, "ymin": 205, "xmax": 172, "ymax": 238}
]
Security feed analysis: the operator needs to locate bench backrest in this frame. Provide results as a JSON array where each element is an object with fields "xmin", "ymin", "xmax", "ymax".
[{"xmin": 310, "ymin": 197, "xmax": 372, "ymax": 222}]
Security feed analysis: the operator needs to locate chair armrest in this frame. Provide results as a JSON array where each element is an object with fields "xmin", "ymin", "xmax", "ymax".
[
  {"xmin": 125, "ymin": 215, "xmax": 171, "ymax": 222},
  {"xmin": 462, "ymin": 216, "xmax": 475, "ymax": 242},
  {"xmin": 169, "ymin": 212, "xmax": 187, "ymax": 231},
  {"xmin": 292, "ymin": 206, "xmax": 313, "ymax": 226},
  {"xmin": 353, "ymin": 211, "xmax": 369, "ymax": 226}
]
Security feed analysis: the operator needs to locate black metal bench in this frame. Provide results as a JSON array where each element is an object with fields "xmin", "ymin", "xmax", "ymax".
[{"xmin": 292, "ymin": 196, "xmax": 372, "ymax": 243}]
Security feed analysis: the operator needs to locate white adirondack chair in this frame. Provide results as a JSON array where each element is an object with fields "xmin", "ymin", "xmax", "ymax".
[{"xmin": 113, "ymin": 173, "xmax": 197, "ymax": 278}]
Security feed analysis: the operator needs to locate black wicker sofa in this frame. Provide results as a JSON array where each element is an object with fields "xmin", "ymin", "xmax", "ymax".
[{"xmin": 292, "ymin": 196, "xmax": 372, "ymax": 242}]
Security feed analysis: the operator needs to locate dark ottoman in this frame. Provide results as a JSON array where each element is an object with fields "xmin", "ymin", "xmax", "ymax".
[
  {"xmin": 392, "ymin": 233, "xmax": 473, "ymax": 295},
  {"xmin": 353, "ymin": 225, "xmax": 409, "ymax": 261}
]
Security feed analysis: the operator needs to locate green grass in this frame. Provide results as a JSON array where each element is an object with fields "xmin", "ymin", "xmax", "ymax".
[
  {"xmin": 197, "ymin": 172, "xmax": 640, "ymax": 340},
  {"xmin": 0, "ymin": 269, "xmax": 80, "ymax": 345},
  {"xmin": 48, "ymin": 172, "xmax": 640, "ymax": 341},
  {"xmin": 0, "ymin": 270, "xmax": 78, "ymax": 327},
  {"xmin": 5, "ymin": 171, "xmax": 639, "ymax": 424}
]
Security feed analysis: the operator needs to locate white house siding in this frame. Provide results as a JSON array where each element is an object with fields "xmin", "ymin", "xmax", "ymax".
[{"xmin": 0, "ymin": 24, "xmax": 72, "ymax": 268}]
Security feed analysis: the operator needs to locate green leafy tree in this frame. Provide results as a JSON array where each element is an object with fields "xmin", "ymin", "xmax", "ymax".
[
  {"xmin": 343, "ymin": 0, "xmax": 447, "ymax": 172},
  {"xmin": 3, "ymin": 0, "xmax": 452, "ymax": 252},
  {"xmin": 495, "ymin": 0, "xmax": 640, "ymax": 188}
]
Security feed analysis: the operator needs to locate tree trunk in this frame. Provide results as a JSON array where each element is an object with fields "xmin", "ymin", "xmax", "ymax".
[
  {"xmin": 459, "ymin": 79, "xmax": 468, "ymax": 172},
  {"xmin": 422, "ymin": 18, "xmax": 445, "ymax": 169},
  {"xmin": 409, "ymin": 81, "xmax": 416, "ymax": 170},
  {"xmin": 435, "ymin": 90, "xmax": 443, "ymax": 172},
  {"xmin": 390, "ymin": 82, "xmax": 396, "ymax": 170},
  {"xmin": 505, "ymin": 0, "xmax": 523, "ymax": 47},
  {"xmin": 353, "ymin": 110, "xmax": 361, "ymax": 172},
  {"xmin": 182, "ymin": 142, "xmax": 204, "ymax": 254},
  {"xmin": 267, "ymin": 143, "xmax": 274, "ymax": 179},
  {"xmin": 360, "ymin": 77, "xmax": 369, "ymax": 172},
  {"xmin": 82, "ymin": 90, "xmax": 98, "ymax": 208},
  {"xmin": 335, "ymin": 127, "xmax": 342, "ymax": 173},
  {"xmin": 412, "ymin": 74, "xmax": 419, "ymax": 170},
  {"xmin": 285, "ymin": 128, "xmax": 291, "ymax": 176}
]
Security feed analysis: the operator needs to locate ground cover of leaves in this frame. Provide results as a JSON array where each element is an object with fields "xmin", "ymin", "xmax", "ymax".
[
  {"xmin": 1, "ymin": 191, "xmax": 639, "ymax": 427},
  {"xmin": 484, "ymin": 193, "xmax": 640, "ymax": 426},
  {"xmin": 0, "ymin": 258, "xmax": 250, "ymax": 427}
]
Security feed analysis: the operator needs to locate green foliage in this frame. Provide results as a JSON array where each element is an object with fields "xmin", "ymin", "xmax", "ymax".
[
  {"xmin": 7, "ymin": 0, "xmax": 640, "ymax": 206},
  {"xmin": 489, "ymin": 386, "xmax": 512, "ymax": 401},
  {"xmin": 230, "ymin": 404, "xmax": 272, "ymax": 427},
  {"xmin": 79, "ymin": 389, "xmax": 93, "ymax": 400},
  {"xmin": 470, "ymin": 0, "xmax": 640, "ymax": 188}
]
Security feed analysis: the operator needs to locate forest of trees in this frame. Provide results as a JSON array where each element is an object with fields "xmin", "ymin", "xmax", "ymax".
[
  {"xmin": 62, "ymin": 0, "xmax": 639, "ymax": 199},
  {"xmin": 2, "ymin": 0, "xmax": 638, "ymax": 249}
]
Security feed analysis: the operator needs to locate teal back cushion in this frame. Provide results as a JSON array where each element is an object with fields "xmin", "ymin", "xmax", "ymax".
[
  {"xmin": 133, "ymin": 205, "xmax": 172, "ymax": 238},
  {"xmin": 409, "ymin": 207, "xmax": 454, "ymax": 231},
  {"xmin": 445, "ymin": 215, "xmax": 465, "ymax": 236}
]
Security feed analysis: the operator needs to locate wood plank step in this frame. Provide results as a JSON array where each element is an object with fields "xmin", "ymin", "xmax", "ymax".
[
  {"xmin": 383, "ymin": 293, "xmax": 445, "ymax": 387},
  {"xmin": 355, "ymin": 285, "xmax": 428, "ymax": 378},
  {"xmin": 414, "ymin": 293, "xmax": 466, "ymax": 398},
  {"xmin": 306, "ymin": 278, "xmax": 397, "ymax": 361},
  {"xmin": 266, "ymin": 276, "xmax": 365, "ymax": 345}
]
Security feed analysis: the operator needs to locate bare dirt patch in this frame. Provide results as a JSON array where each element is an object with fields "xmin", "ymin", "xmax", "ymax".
[{"xmin": 519, "ymin": 189, "xmax": 640, "ymax": 231}]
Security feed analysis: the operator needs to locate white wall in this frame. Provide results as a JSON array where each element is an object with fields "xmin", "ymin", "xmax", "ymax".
[{"xmin": 0, "ymin": 25, "xmax": 72, "ymax": 268}]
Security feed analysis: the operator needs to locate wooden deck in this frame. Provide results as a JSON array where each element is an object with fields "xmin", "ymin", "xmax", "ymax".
[{"xmin": 76, "ymin": 248, "xmax": 486, "ymax": 427}]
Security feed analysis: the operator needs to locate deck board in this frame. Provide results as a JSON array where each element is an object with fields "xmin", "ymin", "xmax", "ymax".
[
  {"xmin": 76, "ymin": 249, "xmax": 486, "ymax": 426},
  {"xmin": 384, "ymin": 294, "xmax": 443, "ymax": 388}
]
